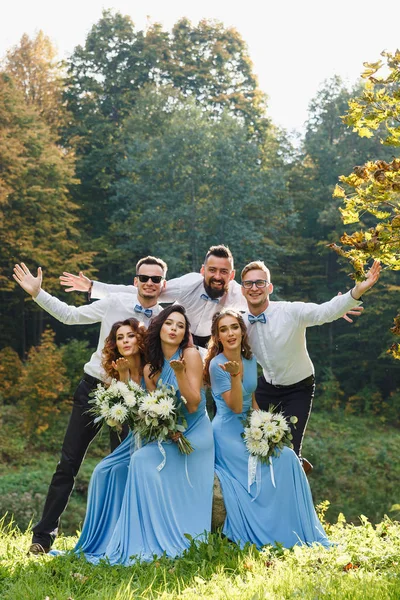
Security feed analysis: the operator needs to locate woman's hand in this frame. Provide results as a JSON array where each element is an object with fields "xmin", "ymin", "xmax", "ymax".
[
  {"xmin": 170, "ymin": 357, "xmax": 186, "ymax": 373},
  {"xmin": 112, "ymin": 357, "xmax": 130, "ymax": 379},
  {"xmin": 219, "ymin": 360, "xmax": 240, "ymax": 377},
  {"xmin": 169, "ymin": 431, "xmax": 182, "ymax": 443}
]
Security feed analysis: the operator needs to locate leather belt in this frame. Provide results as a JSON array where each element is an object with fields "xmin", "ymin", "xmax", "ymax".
[{"xmin": 268, "ymin": 374, "xmax": 315, "ymax": 389}]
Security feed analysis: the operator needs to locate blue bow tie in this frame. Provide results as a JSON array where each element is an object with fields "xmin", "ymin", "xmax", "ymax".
[
  {"xmin": 200, "ymin": 293, "xmax": 220, "ymax": 304},
  {"xmin": 134, "ymin": 304, "xmax": 153, "ymax": 318},
  {"xmin": 248, "ymin": 313, "xmax": 267, "ymax": 324}
]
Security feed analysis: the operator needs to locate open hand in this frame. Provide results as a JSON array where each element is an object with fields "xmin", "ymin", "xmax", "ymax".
[
  {"xmin": 60, "ymin": 271, "xmax": 91, "ymax": 292},
  {"xmin": 352, "ymin": 260, "xmax": 381, "ymax": 299},
  {"xmin": 219, "ymin": 360, "xmax": 240, "ymax": 376},
  {"xmin": 13, "ymin": 263, "xmax": 42, "ymax": 298},
  {"xmin": 338, "ymin": 292, "xmax": 364, "ymax": 323},
  {"xmin": 112, "ymin": 357, "xmax": 130, "ymax": 375},
  {"xmin": 170, "ymin": 358, "xmax": 186, "ymax": 373}
]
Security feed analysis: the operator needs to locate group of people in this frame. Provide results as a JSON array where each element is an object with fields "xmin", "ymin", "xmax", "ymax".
[{"xmin": 13, "ymin": 245, "xmax": 381, "ymax": 564}]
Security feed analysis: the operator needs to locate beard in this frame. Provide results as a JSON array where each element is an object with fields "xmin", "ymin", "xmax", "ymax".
[{"xmin": 203, "ymin": 278, "xmax": 229, "ymax": 299}]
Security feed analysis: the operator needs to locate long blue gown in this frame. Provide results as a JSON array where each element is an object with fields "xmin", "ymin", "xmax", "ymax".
[
  {"xmin": 78, "ymin": 351, "xmax": 214, "ymax": 565},
  {"xmin": 210, "ymin": 353, "xmax": 329, "ymax": 549}
]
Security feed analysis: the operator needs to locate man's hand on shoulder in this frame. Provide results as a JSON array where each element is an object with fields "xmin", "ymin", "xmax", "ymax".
[
  {"xmin": 60, "ymin": 271, "xmax": 91, "ymax": 293},
  {"xmin": 13, "ymin": 263, "xmax": 42, "ymax": 298}
]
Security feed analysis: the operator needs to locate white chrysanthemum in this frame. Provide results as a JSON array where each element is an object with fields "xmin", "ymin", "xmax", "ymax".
[
  {"xmin": 250, "ymin": 411, "xmax": 264, "ymax": 428},
  {"xmin": 259, "ymin": 411, "xmax": 273, "ymax": 423},
  {"xmin": 263, "ymin": 422, "xmax": 278, "ymax": 437},
  {"xmin": 106, "ymin": 418, "xmax": 119, "ymax": 428},
  {"xmin": 109, "ymin": 403, "xmax": 128, "ymax": 423},
  {"xmin": 115, "ymin": 380, "xmax": 128, "ymax": 393},
  {"xmin": 123, "ymin": 392, "xmax": 137, "ymax": 407},
  {"xmin": 157, "ymin": 398, "xmax": 175, "ymax": 418},
  {"xmin": 108, "ymin": 379, "xmax": 120, "ymax": 394},
  {"xmin": 274, "ymin": 414, "xmax": 289, "ymax": 431},
  {"xmin": 249, "ymin": 426, "xmax": 263, "ymax": 441},
  {"xmin": 140, "ymin": 395, "xmax": 159, "ymax": 412},
  {"xmin": 127, "ymin": 381, "xmax": 143, "ymax": 393},
  {"xmin": 148, "ymin": 403, "xmax": 163, "ymax": 417},
  {"xmin": 258, "ymin": 439, "xmax": 270, "ymax": 457},
  {"xmin": 246, "ymin": 439, "xmax": 262, "ymax": 455},
  {"xmin": 243, "ymin": 427, "xmax": 252, "ymax": 440},
  {"xmin": 99, "ymin": 402, "xmax": 111, "ymax": 418}
]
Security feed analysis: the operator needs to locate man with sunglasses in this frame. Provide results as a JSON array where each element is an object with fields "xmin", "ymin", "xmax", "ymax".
[
  {"xmin": 12, "ymin": 255, "xmax": 166, "ymax": 554},
  {"xmin": 240, "ymin": 259, "xmax": 381, "ymax": 471}
]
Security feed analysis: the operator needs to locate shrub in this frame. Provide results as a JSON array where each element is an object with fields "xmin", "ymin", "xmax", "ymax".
[{"xmin": 17, "ymin": 327, "xmax": 71, "ymax": 436}]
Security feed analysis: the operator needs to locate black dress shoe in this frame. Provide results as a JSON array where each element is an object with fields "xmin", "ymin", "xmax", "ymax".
[
  {"xmin": 302, "ymin": 457, "xmax": 313, "ymax": 475},
  {"xmin": 28, "ymin": 543, "xmax": 50, "ymax": 555}
]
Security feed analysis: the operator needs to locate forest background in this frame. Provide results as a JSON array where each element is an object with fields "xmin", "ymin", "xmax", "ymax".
[{"xmin": 0, "ymin": 10, "xmax": 399, "ymax": 535}]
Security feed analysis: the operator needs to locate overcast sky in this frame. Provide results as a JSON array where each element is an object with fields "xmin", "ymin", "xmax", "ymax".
[{"xmin": 2, "ymin": 0, "xmax": 400, "ymax": 132}]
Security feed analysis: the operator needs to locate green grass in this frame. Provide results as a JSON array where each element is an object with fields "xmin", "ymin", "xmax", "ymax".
[{"xmin": 0, "ymin": 515, "xmax": 399, "ymax": 599}]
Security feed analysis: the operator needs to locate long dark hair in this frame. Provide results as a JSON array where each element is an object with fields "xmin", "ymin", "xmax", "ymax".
[
  {"xmin": 102, "ymin": 318, "xmax": 147, "ymax": 380},
  {"xmin": 145, "ymin": 305, "xmax": 191, "ymax": 378},
  {"xmin": 203, "ymin": 309, "xmax": 252, "ymax": 385}
]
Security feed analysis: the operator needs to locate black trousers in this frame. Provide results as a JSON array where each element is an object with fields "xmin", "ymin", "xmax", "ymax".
[
  {"xmin": 32, "ymin": 375, "xmax": 128, "ymax": 547},
  {"xmin": 255, "ymin": 374, "xmax": 315, "ymax": 458}
]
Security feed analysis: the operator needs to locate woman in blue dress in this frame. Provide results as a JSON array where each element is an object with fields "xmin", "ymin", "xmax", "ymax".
[
  {"xmin": 204, "ymin": 309, "xmax": 329, "ymax": 550},
  {"xmin": 79, "ymin": 305, "xmax": 214, "ymax": 565},
  {"xmin": 75, "ymin": 317, "xmax": 147, "ymax": 556}
]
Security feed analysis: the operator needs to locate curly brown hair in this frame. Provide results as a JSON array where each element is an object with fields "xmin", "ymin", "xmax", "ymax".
[
  {"xmin": 102, "ymin": 318, "xmax": 147, "ymax": 380},
  {"xmin": 203, "ymin": 309, "xmax": 252, "ymax": 385}
]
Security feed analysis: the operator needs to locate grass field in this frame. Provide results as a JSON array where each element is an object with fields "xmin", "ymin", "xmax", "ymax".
[{"xmin": 0, "ymin": 514, "xmax": 399, "ymax": 600}]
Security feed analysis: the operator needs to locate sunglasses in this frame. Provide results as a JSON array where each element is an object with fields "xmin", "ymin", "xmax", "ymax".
[{"xmin": 136, "ymin": 274, "xmax": 164, "ymax": 284}]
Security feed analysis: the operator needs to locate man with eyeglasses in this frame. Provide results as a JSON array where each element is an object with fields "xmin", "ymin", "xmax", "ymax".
[
  {"xmin": 12, "ymin": 255, "xmax": 166, "ymax": 554},
  {"xmin": 60, "ymin": 245, "xmax": 247, "ymax": 349},
  {"xmin": 240, "ymin": 259, "xmax": 381, "ymax": 471}
]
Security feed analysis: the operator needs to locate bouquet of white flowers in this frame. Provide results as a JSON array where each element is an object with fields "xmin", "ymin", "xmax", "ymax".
[
  {"xmin": 242, "ymin": 405, "xmax": 297, "ymax": 464},
  {"xmin": 89, "ymin": 379, "xmax": 146, "ymax": 433},
  {"xmin": 134, "ymin": 381, "xmax": 193, "ymax": 455}
]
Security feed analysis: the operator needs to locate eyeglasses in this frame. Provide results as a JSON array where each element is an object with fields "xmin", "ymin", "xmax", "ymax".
[
  {"xmin": 136, "ymin": 274, "xmax": 164, "ymax": 284},
  {"xmin": 241, "ymin": 279, "xmax": 269, "ymax": 289}
]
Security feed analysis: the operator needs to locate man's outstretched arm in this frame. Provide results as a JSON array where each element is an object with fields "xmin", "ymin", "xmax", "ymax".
[
  {"xmin": 14, "ymin": 263, "xmax": 108, "ymax": 325},
  {"xmin": 299, "ymin": 260, "xmax": 381, "ymax": 327}
]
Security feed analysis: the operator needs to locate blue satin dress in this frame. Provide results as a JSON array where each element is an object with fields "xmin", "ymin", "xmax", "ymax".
[
  {"xmin": 78, "ymin": 351, "xmax": 214, "ymax": 565},
  {"xmin": 210, "ymin": 354, "xmax": 329, "ymax": 549}
]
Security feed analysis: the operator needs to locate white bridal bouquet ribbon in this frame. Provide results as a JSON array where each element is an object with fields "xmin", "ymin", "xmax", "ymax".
[{"xmin": 242, "ymin": 407, "xmax": 297, "ymax": 499}]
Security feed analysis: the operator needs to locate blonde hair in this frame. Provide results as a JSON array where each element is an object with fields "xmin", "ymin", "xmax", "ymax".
[{"xmin": 241, "ymin": 260, "xmax": 271, "ymax": 282}]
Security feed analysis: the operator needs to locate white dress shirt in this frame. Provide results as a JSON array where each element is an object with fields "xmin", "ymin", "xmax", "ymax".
[
  {"xmin": 91, "ymin": 273, "xmax": 247, "ymax": 336},
  {"xmin": 34, "ymin": 290, "xmax": 163, "ymax": 381},
  {"xmin": 245, "ymin": 290, "xmax": 362, "ymax": 386}
]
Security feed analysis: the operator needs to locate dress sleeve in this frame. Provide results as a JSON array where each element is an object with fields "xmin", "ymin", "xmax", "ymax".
[{"xmin": 209, "ymin": 358, "xmax": 232, "ymax": 396}]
